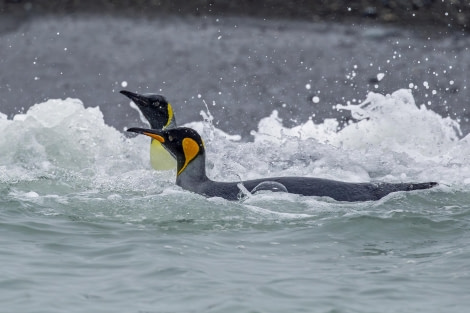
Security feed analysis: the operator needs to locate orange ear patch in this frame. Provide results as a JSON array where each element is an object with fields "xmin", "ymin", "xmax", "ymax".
[
  {"xmin": 143, "ymin": 132, "xmax": 165, "ymax": 143},
  {"xmin": 178, "ymin": 137, "xmax": 200, "ymax": 175}
]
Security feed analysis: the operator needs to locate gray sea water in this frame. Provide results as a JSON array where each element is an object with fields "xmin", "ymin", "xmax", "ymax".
[{"xmin": 1, "ymin": 91, "xmax": 469, "ymax": 312}]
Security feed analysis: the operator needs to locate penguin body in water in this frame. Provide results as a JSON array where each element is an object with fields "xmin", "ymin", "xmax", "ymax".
[
  {"xmin": 120, "ymin": 90, "xmax": 176, "ymax": 170},
  {"xmin": 127, "ymin": 126, "xmax": 438, "ymax": 201}
]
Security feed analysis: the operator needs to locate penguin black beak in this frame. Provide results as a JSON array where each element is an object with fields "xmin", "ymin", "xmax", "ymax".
[
  {"xmin": 127, "ymin": 127, "xmax": 165, "ymax": 143},
  {"xmin": 120, "ymin": 90, "xmax": 150, "ymax": 107}
]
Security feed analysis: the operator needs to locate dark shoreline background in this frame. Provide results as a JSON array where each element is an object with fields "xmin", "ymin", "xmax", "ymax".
[
  {"xmin": 1, "ymin": 0, "xmax": 469, "ymax": 139},
  {"xmin": 1, "ymin": 0, "xmax": 469, "ymax": 32}
]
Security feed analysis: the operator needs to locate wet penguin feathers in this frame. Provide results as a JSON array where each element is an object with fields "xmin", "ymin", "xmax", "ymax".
[
  {"xmin": 121, "ymin": 90, "xmax": 177, "ymax": 171},
  {"xmin": 120, "ymin": 90, "xmax": 175, "ymax": 130},
  {"xmin": 127, "ymin": 126, "xmax": 438, "ymax": 201},
  {"xmin": 127, "ymin": 127, "xmax": 204, "ymax": 176}
]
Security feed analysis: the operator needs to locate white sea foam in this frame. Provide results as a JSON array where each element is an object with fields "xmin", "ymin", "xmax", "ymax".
[
  {"xmin": 254, "ymin": 89, "xmax": 461, "ymax": 158},
  {"xmin": 0, "ymin": 98, "xmax": 154, "ymax": 191},
  {"xmin": 249, "ymin": 89, "xmax": 469, "ymax": 186},
  {"xmin": 0, "ymin": 90, "xmax": 469, "ymax": 202}
]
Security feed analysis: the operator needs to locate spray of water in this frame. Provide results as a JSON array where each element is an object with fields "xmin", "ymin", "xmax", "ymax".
[{"xmin": 0, "ymin": 89, "xmax": 468, "ymax": 216}]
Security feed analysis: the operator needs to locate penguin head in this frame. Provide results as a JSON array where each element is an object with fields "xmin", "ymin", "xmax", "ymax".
[
  {"xmin": 127, "ymin": 127, "xmax": 205, "ymax": 176},
  {"xmin": 120, "ymin": 90, "xmax": 175, "ymax": 129}
]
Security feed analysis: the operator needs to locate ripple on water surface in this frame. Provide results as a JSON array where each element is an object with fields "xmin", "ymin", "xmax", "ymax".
[{"xmin": 0, "ymin": 92, "xmax": 470, "ymax": 312}]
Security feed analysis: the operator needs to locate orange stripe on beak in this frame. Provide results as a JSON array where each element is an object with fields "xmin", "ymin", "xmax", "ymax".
[{"xmin": 143, "ymin": 132, "xmax": 165, "ymax": 143}]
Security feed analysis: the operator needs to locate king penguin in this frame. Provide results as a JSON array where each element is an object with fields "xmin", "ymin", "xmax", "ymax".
[
  {"xmin": 127, "ymin": 126, "xmax": 438, "ymax": 201},
  {"xmin": 120, "ymin": 90, "xmax": 177, "ymax": 170}
]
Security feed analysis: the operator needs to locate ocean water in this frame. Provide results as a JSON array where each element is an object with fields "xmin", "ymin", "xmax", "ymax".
[{"xmin": 1, "ymin": 90, "xmax": 469, "ymax": 312}]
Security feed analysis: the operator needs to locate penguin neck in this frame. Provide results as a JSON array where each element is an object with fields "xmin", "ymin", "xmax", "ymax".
[
  {"xmin": 176, "ymin": 152, "xmax": 210, "ymax": 189},
  {"xmin": 148, "ymin": 115, "xmax": 176, "ymax": 130},
  {"xmin": 149, "ymin": 121, "xmax": 165, "ymax": 130},
  {"xmin": 165, "ymin": 117, "xmax": 177, "ymax": 129}
]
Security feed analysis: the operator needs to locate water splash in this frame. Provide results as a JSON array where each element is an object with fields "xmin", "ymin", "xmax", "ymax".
[
  {"xmin": 1, "ymin": 90, "xmax": 469, "ymax": 209},
  {"xmin": 335, "ymin": 89, "xmax": 462, "ymax": 158},
  {"xmin": 0, "ymin": 98, "xmax": 156, "ymax": 192},
  {"xmin": 254, "ymin": 89, "xmax": 462, "ymax": 158},
  {"xmin": 249, "ymin": 89, "xmax": 469, "ymax": 186}
]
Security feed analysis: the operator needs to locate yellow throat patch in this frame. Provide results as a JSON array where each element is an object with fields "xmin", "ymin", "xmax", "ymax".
[
  {"xmin": 178, "ymin": 137, "xmax": 200, "ymax": 175},
  {"xmin": 150, "ymin": 139, "xmax": 176, "ymax": 171}
]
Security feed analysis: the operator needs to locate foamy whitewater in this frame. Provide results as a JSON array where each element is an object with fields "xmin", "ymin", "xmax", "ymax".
[{"xmin": 1, "ymin": 90, "xmax": 469, "ymax": 312}]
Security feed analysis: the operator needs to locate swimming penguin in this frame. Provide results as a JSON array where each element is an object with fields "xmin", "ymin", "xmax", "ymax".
[
  {"xmin": 127, "ymin": 126, "xmax": 438, "ymax": 201},
  {"xmin": 120, "ymin": 90, "xmax": 177, "ymax": 170}
]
